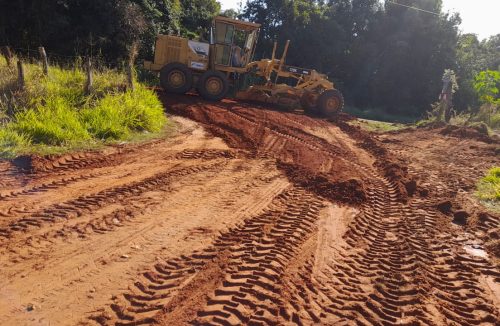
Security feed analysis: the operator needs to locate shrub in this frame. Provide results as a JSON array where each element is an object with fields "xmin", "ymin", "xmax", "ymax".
[
  {"xmin": 13, "ymin": 97, "xmax": 91, "ymax": 145},
  {"xmin": 477, "ymin": 167, "xmax": 500, "ymax": 201},
  {"xmin": 82, "ymin": 84, "xmax": 166, "ymax": 139}
]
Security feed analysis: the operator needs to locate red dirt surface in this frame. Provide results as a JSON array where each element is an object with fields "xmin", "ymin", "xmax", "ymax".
[{"xmin": 0, "ymin": 94, "xmax": 498, "ymax": 325}]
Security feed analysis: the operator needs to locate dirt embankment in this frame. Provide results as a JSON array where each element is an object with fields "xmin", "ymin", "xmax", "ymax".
[{"xmin": 333, "ymin": 117, "xmax": 417, "ymax": 200}]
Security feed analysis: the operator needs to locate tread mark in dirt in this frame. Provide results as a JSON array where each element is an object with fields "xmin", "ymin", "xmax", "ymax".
[
  {"xmin": 313, "ymin": 176, "xmax": 499, "ymax": 325},
  {"xmin": 0, "ymin": 160, "xmax": 227, "ymax": 241},
  {"xmin": 159, "ymin": 95, "xmax": 498, "ymax": 325},
  {"xmin": 0, "ymin": 172, "xmax": 107, "ymax": 202},
  {"xmin": 175, "ymin": 149, "xmax": 239, "ymax": 160},
  {"xmin": 89, "ymin": 187, "xmax": 325, "ymax": 325},
  {"xmin": 0, "ymin": 160, "xmax": 284, "ymax": 267}
]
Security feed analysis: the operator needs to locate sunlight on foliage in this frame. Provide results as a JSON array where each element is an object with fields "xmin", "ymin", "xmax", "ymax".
[{"xmin": 477, "ymin": 167, "xmax": 500, "ymax": 202}]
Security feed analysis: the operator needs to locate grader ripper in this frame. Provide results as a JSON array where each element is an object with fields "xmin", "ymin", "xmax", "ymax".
[{"xmin": 144, "ymin": 16, "xmax": 344, "ymax": 117}]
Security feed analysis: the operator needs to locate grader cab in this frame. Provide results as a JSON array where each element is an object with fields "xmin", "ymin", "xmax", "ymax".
[{"xmin": 144, "ymin": 16, "xmax": 344, "ymax": 117}]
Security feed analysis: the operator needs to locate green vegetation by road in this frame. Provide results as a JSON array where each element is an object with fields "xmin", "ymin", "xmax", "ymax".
[
  {"xmin": 477, "ymin": 167, "xmax": 500, "ymax": 213},
  {"xmin": 348, "ymin": 119, "xmax": 408, "ymax": 133},
  {"xmin": 0, "ymin": 58, "xmax": 167, "ymax": 158},
  {"xmin": 478, "ymin": 167, "xmax": 500, "ymax": 201}
]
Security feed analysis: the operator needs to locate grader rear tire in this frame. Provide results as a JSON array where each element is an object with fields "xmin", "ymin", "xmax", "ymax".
[
  {"xmin": 317, "ymin": 89, "xmax": 344, "ymax": 117},
  {"xmin": 160, "ymin": 62, "xmax": 193, "ymax": 94}
]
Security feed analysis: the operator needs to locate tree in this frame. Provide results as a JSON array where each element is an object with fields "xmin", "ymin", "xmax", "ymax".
[
  {"xmin": 0, "ymin": 0, "xmax": 147, "ymax": 62},
  {"xmin": 474, "ymin": 70, "xmax": 500, "ymax": 106},
  {"xmin": 180, "ymin": 0, "xmax": 220, "ymax": 38},
  {"xmin": 455, "ymin": 33, "xmax": 500, "ymax": 112}
]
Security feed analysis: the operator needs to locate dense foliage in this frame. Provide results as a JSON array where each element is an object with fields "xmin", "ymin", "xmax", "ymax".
[{"xmin": 0, "ymin": 0, "xmax": 498, "ymax": 118}]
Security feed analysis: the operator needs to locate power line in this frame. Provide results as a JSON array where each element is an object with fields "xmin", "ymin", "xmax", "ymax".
[{"xmin": 386, "ymin": 1, "xmax": 440, "ymax": 16}]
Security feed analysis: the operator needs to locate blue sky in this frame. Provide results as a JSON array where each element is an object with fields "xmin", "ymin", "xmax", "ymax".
[{"xmin": 218, "ymin": 0, "xmax": 500, "ymax": 40}]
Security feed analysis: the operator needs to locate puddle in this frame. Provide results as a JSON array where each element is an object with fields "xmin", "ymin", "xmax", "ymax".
[{"xmin": 463, "ymin": 245, "xmax": 488, "ymax": 259}]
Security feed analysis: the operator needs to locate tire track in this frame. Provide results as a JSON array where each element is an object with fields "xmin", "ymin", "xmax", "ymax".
[
  {"xmin": 1, "ymin": 159, "xmax": 286, "ymax": 267},
  {"xmin": 0, "ymin": 160, "xmax": 227, "ymax": 241},
  {"xmin": 89, "ymin": 187, "xmax": 325, "ymax": 325},
  {"xmin": 0, "ymin": 171, "xmax": 107, "ymax": 202},
  {"xmin": 304, "ymin": 175, "xmax": 500, "ymax": 325}
]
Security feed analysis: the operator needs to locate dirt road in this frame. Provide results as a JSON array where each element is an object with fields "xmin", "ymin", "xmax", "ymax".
[{"xmin": 0, "ymin": 95, "xmax": 498, "ymax": 325}]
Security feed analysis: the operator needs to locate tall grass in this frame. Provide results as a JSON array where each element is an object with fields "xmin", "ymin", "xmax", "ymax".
[
  {"xmin": 82, "ymin": 86, "xmax": 166, "ymax": 139},
  {"xmin": 0, "ymin": 56, "xmax": 167, "ymax": 158}
]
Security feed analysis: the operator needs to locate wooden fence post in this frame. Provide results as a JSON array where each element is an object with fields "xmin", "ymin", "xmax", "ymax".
[
  {"xmin": 126, "ymin": 63, "xmax": 134, "ymax": 91},
  {"xmin": 84, "ymin": 57, "xmax": 93, "ymax": 94},
  {"xmin": 17, "ymin": 60, "xmax": 25, "ymax": 89},
  {"xmin": 38, "ymin": 46, "xmax": 49, "ymax": 76},
  {"xmin": 0, "ymin": 46, "xmax": 14, "ymax": 67},
  {"xmin": 127, "ymin": 42, "xmax": 138, "ymax": 91},
  {"xmin": 2, "ymin": 94, "xmax": 14, "ymax": 117}
]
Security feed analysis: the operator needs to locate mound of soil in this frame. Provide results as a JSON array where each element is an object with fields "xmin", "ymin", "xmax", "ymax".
[
  {"xmin": 334, "ymin": 119, "xmax": 415, "ymax": 201},
  {"xmin": 278, "ymin": 162, "xmax": 366, "ymax": 204},
  {"xmin": 439, "ymin": 124, "xmax": 495, "ymax": 144},
  {"xmin": 163, "ymin": 94, "xmax": 368, "ymax": 205}
]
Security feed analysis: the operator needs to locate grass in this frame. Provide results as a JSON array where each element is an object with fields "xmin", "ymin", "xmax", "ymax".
[
  {"xmin": 477, "ymin": 167, "xmax": 500, "ymax": 212},
  {"xmin": 344, "ymin": 106, "xmax": 419, "ymax": 124},
  {"xmin": 477, "ymin": 167, "xmax": 500, "ymax": 200},
  {"xmin": 0, "ymin": 56, "xmax": 168, "ymax": 158},
  {"xmin": 348, "ymin": 118, "xmax": 408, "ymax": 133}
]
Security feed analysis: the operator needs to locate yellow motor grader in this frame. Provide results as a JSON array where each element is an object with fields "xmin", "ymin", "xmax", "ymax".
[{"xmin": 144, "ymin": 16, "xmax": 344, "ymax": 117}]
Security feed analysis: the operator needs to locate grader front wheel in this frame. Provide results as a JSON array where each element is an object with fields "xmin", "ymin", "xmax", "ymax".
[{"xmin": 317, "ymin": 89, "xmax": 344, "ymax": 117}]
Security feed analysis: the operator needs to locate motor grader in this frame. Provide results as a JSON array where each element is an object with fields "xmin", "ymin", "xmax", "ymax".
[{"xmin": 144, "ymin": 16, "xmax": 344, "ymax": 117}]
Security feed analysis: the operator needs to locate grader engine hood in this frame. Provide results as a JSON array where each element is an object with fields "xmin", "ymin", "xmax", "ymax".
[{"xmin": 143, "ymin": 35, "xmax": 210, "ymax": 72}]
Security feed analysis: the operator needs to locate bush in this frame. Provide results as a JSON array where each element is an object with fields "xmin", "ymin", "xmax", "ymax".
[
  {"xmin": 477, "ymin": 167, "xmax": 500, "ymax": 201},
  {"xmin": 82, "ymin": 85, "xmax": 166, "ymax": 139},
  {"xmin": 13, "ymin": 97, "xmax": 91, "ymax": 145}
]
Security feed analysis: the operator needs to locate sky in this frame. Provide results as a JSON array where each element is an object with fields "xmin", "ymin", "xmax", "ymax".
[{"xmin": 219, "ymin": 0, "xmax": 500, "ymax": 40}]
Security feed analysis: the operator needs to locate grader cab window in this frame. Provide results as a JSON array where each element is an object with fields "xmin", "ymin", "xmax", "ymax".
[
  {"xmin": 212, "ymin": 19, "xmax": 258, "ymax": 68},
  {"xmin": 214, "ymin": 22, "xmax": 234, "ymax": 66}
]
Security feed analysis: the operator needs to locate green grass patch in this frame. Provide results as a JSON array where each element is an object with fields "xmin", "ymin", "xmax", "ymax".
[
  {"xmin": 348, "ymin": 118, "xmax": 408, "ymax": 133},
  {"xmin": 0, "ymin": 57, "xmax": 168, "ymax": 158},
  {"xmin": 344, "ymin": 106, "xmax": 419, "ymax": 124},
  {"xmin": 477, "ymin": 167, "xmax": 500, "ymax": 212}
]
